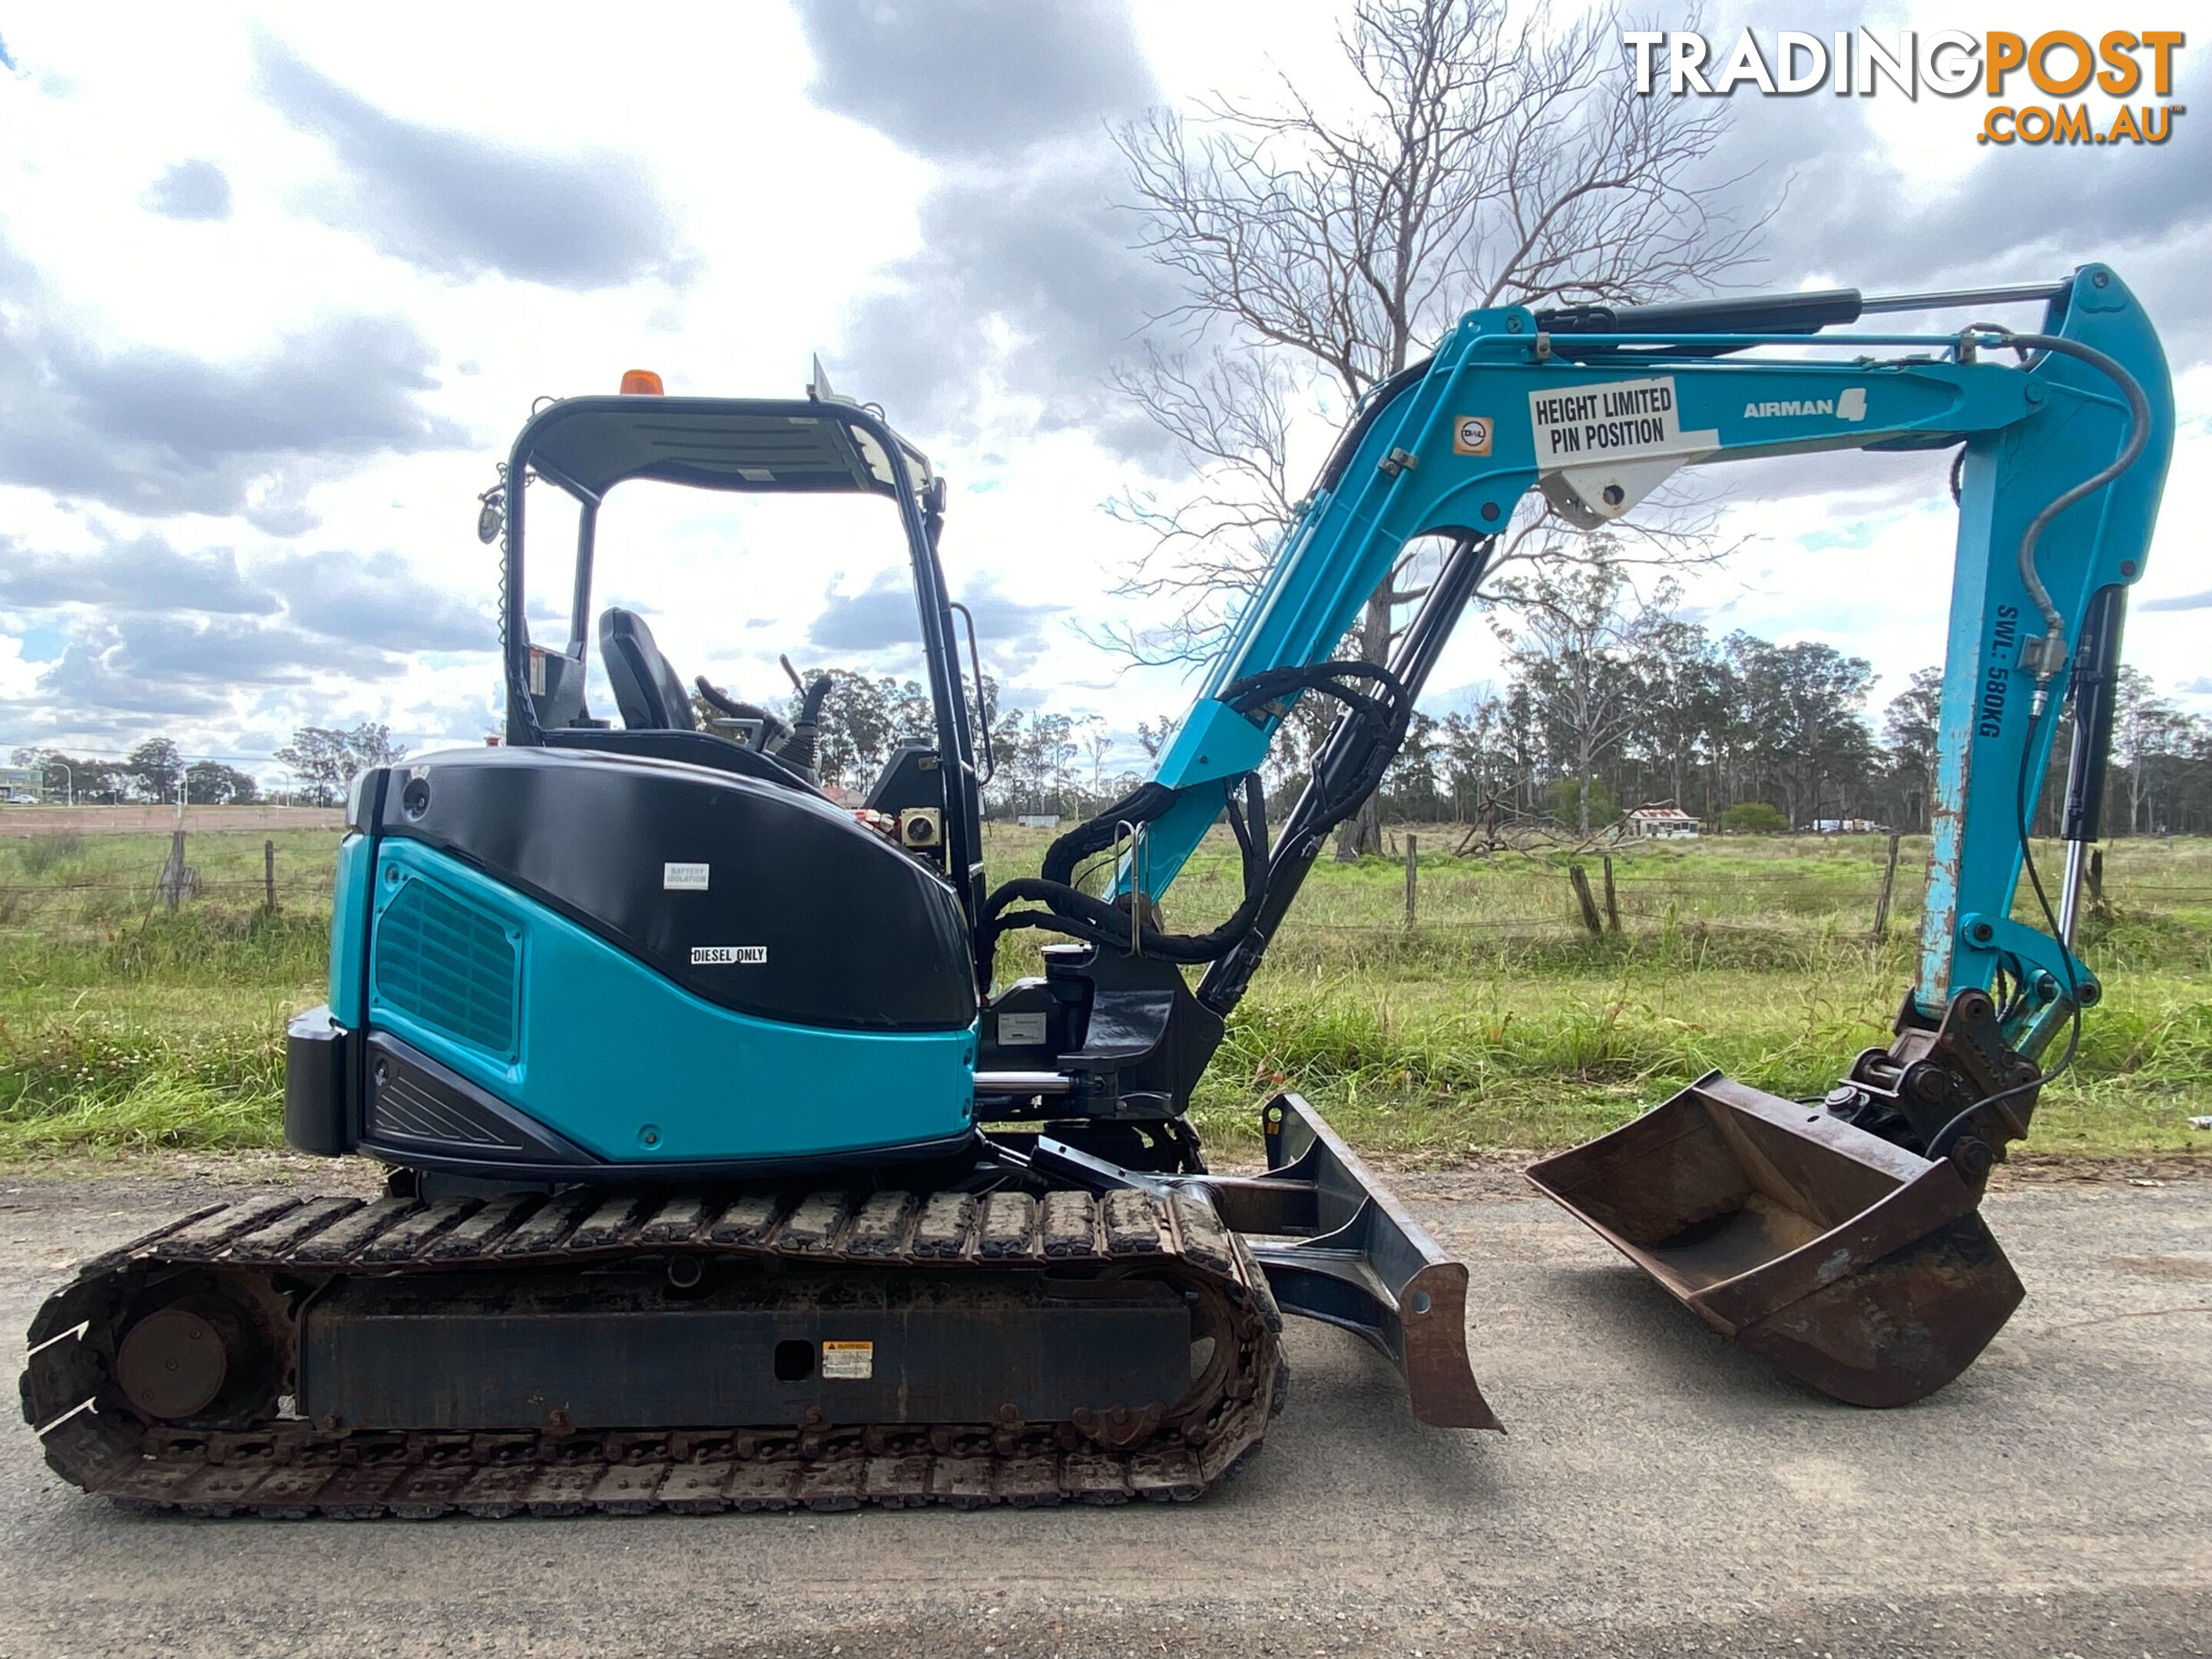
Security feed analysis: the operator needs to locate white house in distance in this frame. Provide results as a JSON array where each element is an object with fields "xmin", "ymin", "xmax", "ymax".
[{"xmin": 1624, "ymin": 805, "xmax": 1700, "ymax": 839}]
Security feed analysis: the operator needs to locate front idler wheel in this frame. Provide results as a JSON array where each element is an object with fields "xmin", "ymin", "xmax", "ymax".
[{"xmin": 112, "ymin": 1293, "xmax": 267, "ymax": 1423}]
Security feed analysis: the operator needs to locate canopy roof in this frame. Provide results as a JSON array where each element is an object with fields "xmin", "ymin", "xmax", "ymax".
[{"xmin": 515, "ymin": 396, "xmax": 933, "ymax": 502}]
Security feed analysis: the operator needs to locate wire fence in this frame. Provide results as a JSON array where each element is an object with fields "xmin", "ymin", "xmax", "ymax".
[
  {"xmin": 1151, "ymin": 833, "xmax": 2212, "ymax": 952},
  {"xmin": 0, "ymin": 829, "xmax": 339, "ymax": 935},
  {"xmin": 6, "ymin": 823, "xmax": 2210, "ymax": 948}
]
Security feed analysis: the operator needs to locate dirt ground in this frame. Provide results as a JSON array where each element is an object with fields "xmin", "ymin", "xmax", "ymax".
[{"xmin": 2, "ymin": 1157, "xmax": 2206, "ymax": 1659}]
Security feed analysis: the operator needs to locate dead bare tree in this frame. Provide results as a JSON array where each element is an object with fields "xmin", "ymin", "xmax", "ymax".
[{"xmin": 1109, "ymin": 0, "xmax": 1762, "ymax": 855}]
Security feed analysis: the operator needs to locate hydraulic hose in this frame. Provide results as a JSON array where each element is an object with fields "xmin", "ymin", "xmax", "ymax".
[
  {"xmin": 1913, "ymin": 324, "xmax": 2152, "ymax": 1157},
  {"xmin": 976, "ymin": 773, "xmax": 1272, "ymax": 966},
  {"xmin": 1974, "ymin": 326, "xmax": 2151, "ymax": 714},
  {"xmin": 975, "ymin": 661, "xmax": 1411, "ymax": 977}
]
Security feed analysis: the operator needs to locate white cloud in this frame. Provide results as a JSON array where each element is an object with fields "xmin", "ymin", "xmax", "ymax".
[{"xmin": 0, "ymin": 0, "xmax": 2204, "ymax": 788}]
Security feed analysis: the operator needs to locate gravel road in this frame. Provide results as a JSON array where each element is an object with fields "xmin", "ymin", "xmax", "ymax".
[{"xmin": 2, "ymin": 1160, "xmax": 2205, "ymax": 1659}]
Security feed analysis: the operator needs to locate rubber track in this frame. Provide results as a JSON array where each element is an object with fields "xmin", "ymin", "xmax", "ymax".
[{"xmin": 20, "ymin": 1184, "xmax": 1284, "ymax": 1518}]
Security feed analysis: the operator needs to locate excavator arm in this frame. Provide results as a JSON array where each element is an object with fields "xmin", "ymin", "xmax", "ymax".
[
  {"xmin": 1137, "ymin": 264, "xmax": 2167, "ymax": 1054},
  {"xmin": 998, "ymin": 264, "xmax": 2168, "ymax": 1109},
  {"xmin": 982, "ymin": 264, "xmax": 2171, "ymax": 1409}
]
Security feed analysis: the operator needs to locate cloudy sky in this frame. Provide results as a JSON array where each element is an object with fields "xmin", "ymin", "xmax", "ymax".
[{"xmin": 0, "ymin": 1, "xmax": 2205, "ymax": 783}]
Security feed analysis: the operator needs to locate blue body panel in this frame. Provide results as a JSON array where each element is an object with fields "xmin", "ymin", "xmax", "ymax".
[
  {"xmin": 328, "ymin": 832, "xmax": 373, "ymax": 1026},
  {"xmin": 1132, "ymin": 267, "xmax": 2173, "ymax": 1054},
  {"xmin": 1919, "ymin": 272, "xmax": 2171, "ymax": 1017},
  {"xmin": 366, "ymin": 838, "xmax": 978, "ymax": 1166}
]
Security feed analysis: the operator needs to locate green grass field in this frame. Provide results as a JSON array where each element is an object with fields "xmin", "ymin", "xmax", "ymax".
[{"xmin": 0, "ymin": 818, "xmax": 2206, "ymax": 1165}]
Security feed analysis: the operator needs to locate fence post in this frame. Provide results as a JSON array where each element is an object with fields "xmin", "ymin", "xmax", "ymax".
[
  {"xmin": 2088, "ymin": 847, "xmax": 2106, "ymax": 916},
  {"xmin": 264, "ymin": 839, "xmax": 277, "ymax": 916},
  {"xmin": 159, "ymin": 829, "xmax": 187, "ymax": 913},
  {"xmin": 1568, "ymin": 863, "xmax": 1604, "ymax": 937},
  {"xmin": 1872, "ymin": 832, "xmax": 1902, "ymax": 939},
  {"xmin": 1601, "ymin": 854, "xmax": 1621, "ymax": 933},
  {"xmin": 1404, "ymin": 833, "xmax": 1418, "ymax": 927}
]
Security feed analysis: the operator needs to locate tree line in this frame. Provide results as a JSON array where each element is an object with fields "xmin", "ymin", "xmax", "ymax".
[
  {"xmin": 770, "ymin": 670, "xmax": 1125, "ymax": 822},
  {"xmin": 1084, "ymin": 0, "xmax": 2207, "ymax": 849},
  {"xmin": 12, "ymin": 724, "xmax": 405, "ymax": 808},
  {"xmin": 1366, "ymin": 561, "xmax": 2211, "ymax": 839},
  {"xmin": 785, "ymin": 575, "xmax": 2210, "ymax": 843},
  {"xmin": 18, "ymin": 641, "xmax": 2198, "ymax": 839}
]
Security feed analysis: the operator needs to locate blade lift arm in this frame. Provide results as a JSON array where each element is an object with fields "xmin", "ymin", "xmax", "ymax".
[{"xmin": 979, "ymin": 265, "xmax": 2171, "ymax": 1171}]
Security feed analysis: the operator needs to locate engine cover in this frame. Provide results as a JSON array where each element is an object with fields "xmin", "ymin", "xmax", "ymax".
[{"xmin": 369, "ymin": 745, "xmax": 974, "ymax": 1033}]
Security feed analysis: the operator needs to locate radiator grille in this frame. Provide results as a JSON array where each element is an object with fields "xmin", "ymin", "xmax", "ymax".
[{"xmin": 373, "ymin": 876, "xmax": 520, "ymax": 1059}]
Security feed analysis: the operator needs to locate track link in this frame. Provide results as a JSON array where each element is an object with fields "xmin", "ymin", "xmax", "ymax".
[{"xmin": 21, "ymin": 1182, "xmax": 1283, "ymax": 1517}]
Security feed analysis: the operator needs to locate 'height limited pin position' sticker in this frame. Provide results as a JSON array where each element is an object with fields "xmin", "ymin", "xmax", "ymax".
[{"xmin": 1528, "ymin": 376, "xmax": 1719, "ymax": 469}]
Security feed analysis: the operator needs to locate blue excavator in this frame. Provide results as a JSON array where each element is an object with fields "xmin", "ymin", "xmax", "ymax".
[{"xmin": 24, "ymin": 263, "xmax": 2170, "ymax": 1515}]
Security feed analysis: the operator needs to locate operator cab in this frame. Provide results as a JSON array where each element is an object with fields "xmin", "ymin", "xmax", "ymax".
[{"xmin": 485, "ymin": 373, "xmax": 985, "ymax": 882}]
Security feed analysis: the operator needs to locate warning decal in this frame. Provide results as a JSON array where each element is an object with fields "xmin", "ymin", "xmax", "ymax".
[
  {"xmin": 1528, "ymin": 376, "xmax": 1717, "ymax": 469},
  {"xmin": 822, "ymin": 1340, "xmax": 874, "ymax": 1379}
]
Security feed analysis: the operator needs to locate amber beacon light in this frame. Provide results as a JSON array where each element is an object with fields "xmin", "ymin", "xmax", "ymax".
[{"xmin": 619, "ymin": 368, "xmax": 665, "ymax": 395}]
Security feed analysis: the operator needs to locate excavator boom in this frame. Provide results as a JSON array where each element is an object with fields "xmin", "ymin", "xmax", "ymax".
[{"xmin": 990, "ymin": 262, "xmax": 2170, "ymax": 1406}]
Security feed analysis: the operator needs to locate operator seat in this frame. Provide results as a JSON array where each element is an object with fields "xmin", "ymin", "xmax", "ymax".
[{"xmin": 599, "ymin": 608, "xmax": 695, "ymax": 731}]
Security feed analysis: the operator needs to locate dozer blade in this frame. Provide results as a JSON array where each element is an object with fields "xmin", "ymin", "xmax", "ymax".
[
  {"xmin": 1034, "ymin": 1093, "xmax": 1502, "ymax": 1430},
  {"xmin": 1526, "ymin": 1072, "xmax": 2022, "ymax": 1408}
]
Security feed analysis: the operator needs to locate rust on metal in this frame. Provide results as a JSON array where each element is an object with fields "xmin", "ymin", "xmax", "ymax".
[
  {"xmin": 21, "ymin": 1179, "xmax": 1286, "ymax": 1518},
  {"xmin": 1528, "ymin": 1072, "xmax": 2024, "ymax": 1406},
  {"xmin": 1214, "ymin": 1094, "xmax": 1502, "ymax": 1432}
]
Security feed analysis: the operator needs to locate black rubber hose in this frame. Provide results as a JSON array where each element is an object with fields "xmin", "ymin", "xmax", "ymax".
[
  {"xmin": 1041, "ymin": 781, "xmax": 1180, "ymax": 887},
  {"xmin": 975, "ymin": 661, "xmax": 1404, "ymax": 975},
  {"xmin": 979, "ymin": 776, "xmax": 1270, "ymax": 966},
  {"xmin": 1975, "ymin": 328, "xmax": 2151, "ymax": 697},
  {"xmin": 1032, "ymin": 661, "xmax": 1401, "ymax": 892}
]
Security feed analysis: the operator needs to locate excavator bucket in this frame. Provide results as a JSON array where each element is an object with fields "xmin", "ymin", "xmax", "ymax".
[{"xmin": 1526, "ymin": 1073, "xmax": 2022, "ymax": 1408}]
